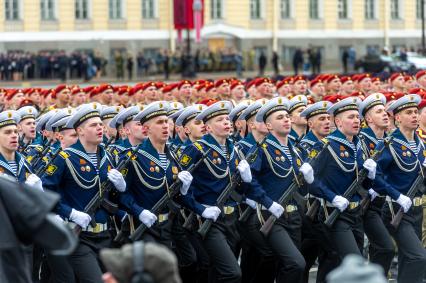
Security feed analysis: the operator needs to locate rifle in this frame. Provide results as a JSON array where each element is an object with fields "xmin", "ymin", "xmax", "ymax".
[
  {"xmin": 103, "ymin": 136, "xmax": 115, "ymax": 151},
  {"xmin": 197, "ymin": 138, "xmax": 266, "ymax": 239},
  {"xmin": 129, "ymin": 148, "xmax": 212, "ymax": 241},
  {"xmin": 390, "ymin": 166, "xmax": 426, "ymax": 229},
  {"xmin": 73, "ymin": 144, "xmax": 142, "ymax": 234},
  {"xmin": 259, "ymin": 139, "xmax": 329, "ymax": 236},
  {"xmin": 31, "ymin": 139, "xmax": 54, "ymax": 169},
  {"xmin": 324, "ymin": 137, "xmax": 393, "ymax": 228},
  {"xmin": 35, "ymin": 147, "xmax": 62, "ymax": 176}
]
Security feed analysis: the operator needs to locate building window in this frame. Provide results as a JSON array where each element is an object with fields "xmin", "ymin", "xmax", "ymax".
[
  {"xmin": 280, "ymin": 0, "xmax": 291, "ymax": 19},
  {"xmin": 109, "ymin": 0, "xmax": 123, "ymax": 19},
  {"xmin": 417, "ymin": 0, "xmax": 424, "ymax": 20},
  {"xmin": 40, "ymin": 0, "xmax": 56, "ymax": 20},
  {"xmin": 365, "ymin": 0, "xmax": 376, "ymax": 19},
  {"xmin": 250, "ymin": 0, "xmax": 262, "ymax": 20},
  {"xmin": 390, "ymin": 0, "xmax": 401, "ymax": 19},
  {"xmin": 211, "ymin": 0, "xmax": 223, "ymax": 20},
  {"xmin": 75, "ymin": 0, "xmax": 90, "ymax": 20},
  {"xmin": 309, "ymin": 0, "xmax": 320, "ymax": 19},
  {"xmin": 142, "ymin": 0, "xmax": 156, "ymax": 19},
  {"xmin": 338, "ymin": 0, "xmax": 349, "ymax": 19},
  {"xmin": 5, "ymin": 0, "xmax": 20, "ymax": 20}
]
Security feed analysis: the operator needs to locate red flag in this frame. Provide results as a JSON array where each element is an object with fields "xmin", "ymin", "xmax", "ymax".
[{"xmin": 173, "ymin": 0, "xmax": 204, "ymax": 30}]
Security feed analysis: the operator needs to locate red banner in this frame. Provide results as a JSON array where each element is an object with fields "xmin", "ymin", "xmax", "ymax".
[{"xmin": 173, "ymin": 0, "xmax": 204, "ymax": 30}]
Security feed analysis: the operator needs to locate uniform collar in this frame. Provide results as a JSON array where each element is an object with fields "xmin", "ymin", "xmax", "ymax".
[
  {"xmin": 0, "ymin": 152, "xmax": 24, "ymax": 176},
  {"xmin": 328, "ymin": 129, "xmax": 360, "ymax": 153},
  {"xmin": 289, "ymin": 128, "xmax": 300, "ymax": 141},
  {"xmin": 139, "ymin": 138, "xmax": 170, "ymax": 169},
  {"xmin": 201, "ymin": 133, "xmax": 234, "ymax": 160},
  {"xmin": 391, "ymin": 128, "xmax": 422, "ymax": 154},
  {"xmin": 67, "ymin": 139, "xmax": 107, "ymax": 169},
  {"xmin": 300, "ymin": 130, "xmax": 319, "ymax": 146}
]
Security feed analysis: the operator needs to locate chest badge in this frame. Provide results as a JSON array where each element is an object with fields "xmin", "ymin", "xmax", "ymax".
[
  {"xmin": 81, "ymin": 166, "xmax": 86, "ymax": 172},
  {"xmin": 86, "ymin": 165, "xmax": 91, "ymax": 172},
  {"xmin": 172, "ymin": 166, "xmax": 178, "ymax": 174},
  {"xmin": 155, "ymin": 166, "xmax": 160, "ymax": 173}
]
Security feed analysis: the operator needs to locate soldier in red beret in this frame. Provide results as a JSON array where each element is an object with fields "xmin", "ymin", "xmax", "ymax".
[
  {"xmin": 370, "ymin": 77, "xmax": 382, "ymax": 93},
  {"xmin": 325, "ymin": 74, "xmax": 342, "ymax": 96},
  {"xmin": 6, "ymin": 89, "xmax": 25, "ymax": 110},
  {"xmin": 215, "ymin": 79, "xmax": 231, "ymax": 101},
  {"xmin": 245, "ymin": 79, "xmax": 258, "ymax": 100},
  {"xmin": 416, "ymin": 70, "xmax": 426, "ymax": 90},
  {"xmin": 355, "ymin": 73, "xmax": 372, "ymax": 96},
  {"xmin": 205, "ymin": 82, "xmax": 218, "ymax": 100},
  {"xmin": 71, "ymin": 87, "xmax": 87, "ymax": 107},
  {"xmin": 230, "ymin": 80, "xmax": 246, "ymax": 105},
  {"xmin": 309, "ymin": 77, "xmax": 326, "ymax": 102},
  {"xmin": 404, "ymin": 75, "xmax": 416, "ymax": 90},
  {"xmin": 276, "ymin": 78, "xmax": 292, "ymax": 98},
  {"xmin": 388, "ymin": 73, "xmax": 405, "ymax": 93},
  {"xmin": 292, "ymin": 75, "xmax": 308, "ymax": 96},
  {"xmin": 178, "ymin": 80, "xmax": 193, "ymax": 105},
  {"xmin": 52, "ymin": 84, "xmax": 71, "ymax": 108},
  {"xmin": 91, "ymin": 84, "xmax": 114, "ymax": 105},
  {"xmin": 141, "ymin": 82, "xmax": 159, "ymax": 105},
  {"xmin": 339, "ymin": 76, "xmax": 355, "ymax": 96},
  {"xmin": 25, "ymin": 88, "xmax": 42, "ymax": 107},
  {"xmin": 254, "ymin": 77, "xmax": 274, "ymax": 99}
]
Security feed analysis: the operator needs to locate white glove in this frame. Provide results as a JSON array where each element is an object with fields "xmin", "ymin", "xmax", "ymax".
[
  {"xmin": 107, "ymin": 169, "xmax": 126, "ymax": 192},
  {"xmin": 268, "ymin": 201, "xmax": 284, "ymax": 218},
  {"xmin": 244, "ymin": 198, "xmax": 257, "ymax": 209},
  {"xmin": 178, "ymin": 170, "xmax": 193, "ymax": 195},
  {"xmin": 396, "ymin": 194, "xmax": 412, "ymax": 213},
  {"xmin": 332, "ymin": 195, "xmax": 349, "ymax": 212},
  {"xmin": 423, "ymin": 159, "xmax": 426, "ymax": 167},
  {"xmin": 25, "ymin": 173, "xmax": 44, "ymax": 192},
  {"xmin": 368, "ymin": 188, "xmax": 379, "ymax": 201},
  {"xmin": 237, "ymin": 159, "xmax": 252, "ymax": 183},
  {"xmin": 201, "ymin": 206, "xmax": 221, "ymax": 221},
  {"xmin": 69, "ymin": 209, "xmax": 92, "ymax": 228},
  {"xmin": 138, "ymin": 210, "xmax": 157, "ymax": 228},
  {"xmin": 363, "ymin": 159, "xmax": 377, "ymax": 180},
  {"xmin": 54, "ymin": 215, "xmax": 64, "ymax": 223},
  {"xmin": 299, "ymin": 163, "xmax": 314, "ymax": 184}
]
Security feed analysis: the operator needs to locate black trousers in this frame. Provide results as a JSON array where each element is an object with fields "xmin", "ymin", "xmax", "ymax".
[
  {"xmin": 319, "ymin": 205, "xmax": 364, "ymax": 259},
  {"xmin": 383, "ymin": 202, "xmax": 426, "ymax": 283},
  {"xmin": 68, "ymin": 231, "xmax": 111, "ymax": 283},
  {"xmin": 363, "ymin": 197, "xmax": 395, "ymax": 275},
  {"xmin": 201, "ymin": 211, "xmax": 241, "ymax": 283},
  {"xmin": 246, "ymin": 209, "xmax": 305, "ymax": 283},
  {"xmin": 45, "ymin": 254, "xmax": 76, "ymax": 283}
]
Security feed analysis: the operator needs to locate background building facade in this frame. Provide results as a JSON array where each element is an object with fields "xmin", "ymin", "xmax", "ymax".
[{"xmin": 0, "ymin": 0, "xmax": 424, "ymax": 69}]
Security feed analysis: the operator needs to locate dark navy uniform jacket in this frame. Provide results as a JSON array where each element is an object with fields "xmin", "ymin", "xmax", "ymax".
[
  {"xmin": 359, "ymin": 126, "xmax": 384, "ymax": 159},
  {"xmin": 247, "ymin": 133, "xmax": 304, "ymax": 209},
  {"xmin": 179, "ymin": 133, "xmax": 240, "ymax": 216},
  {"xmin": 119, "ymin": 138, "xmax": 179, "ymax": 217},
  {"xmin": 236, "ymin": 132, "xmax": 256, "ymax": 159},
  {"xmin": 373, "ymin": 128, "xmax": 425, "ymax": 200},
  {"xmin": 308, "ymin": 129, "xmax": 370, "ymax": 203},
  {"xmin": 41, "ymin": 140, "xmax": 115, "ymax": 224},
  {"xmin": 0, "ymin": 152, "xmax": 32, "ymax": 182},
  {"xmin": 297, "ymin": 130, "xmax": 320, "ymax": 162}
]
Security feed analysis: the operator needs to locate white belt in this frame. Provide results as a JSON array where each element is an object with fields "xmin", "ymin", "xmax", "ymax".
[{"xmin": 68, "ymin": 222, "xmax": 108, "ymax": 233}]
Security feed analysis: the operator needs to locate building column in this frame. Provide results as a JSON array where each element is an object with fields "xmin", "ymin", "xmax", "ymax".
[
  {"xmin": 383, "ymin": 0, "xmax": 390, "ymax": 49},
  {"xmin": 169, "ymin": 0, "xmax": 176, "ymax": 52},
  {"xmin": 272, "ymin": 0, "xmax": 279, "ymax": 52}
]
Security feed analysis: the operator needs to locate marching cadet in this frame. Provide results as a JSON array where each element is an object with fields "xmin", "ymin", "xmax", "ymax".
[
  {"xmin": 288, "ymin": 95, "xmax": 308, "ymax": 144},
  {"xmin": 107, "ymin": 108, "xmax": 129, "ymax": 161},
  {"xmin": 51, "ymin": 114, "xmax": 78, "ymax": 150},
  {"xmin": 167, "ymin": 102, "xmax": 185, "ymax": 151},
  {"xmin": 175, "ymin": 104, "xmax": 207, "ymax": 149},
  {"xmin": 298, "ymin": 101, "xmax": 335, "ymax": 283},
  {"xmin": 41, "ymin": 103, "xmax": 127, "ymax": 283},
  {"xmin": 117, "ymin": 105, "xmax": 146, "ymax": 148},
  {"xmin": 100, "ymin": 105, "xmax": 121, "ymax": 145},
  {"xmin": 17, "ymin": 105, "xmax": 39, "ymax": 152},
  {"xmin": 242, "ymin": 97, "xmax": 314, "ymax": 283},
  {"xmin": 168, "ymin": 107, "xmax": 188, "ymax": 155},
  {"xmin": 229, "ymin": 101, "xmax": 250, "ymax": 142},
  {"xmin": 358, "ymin": 93, "xmax": 395, "ymax": 275},
  {"xmin": 236, "ymin": 99, "xmax": 268, "ymax": 157},
  {"xmin": 118, "ymin": 101, "xmax": 198, "ymax": 281},
  {"xmin": 308, "ymin": 97, "xmax": 378, "ymax": 260},
  {"xmin": 298, "ymin": 101, "xmax": 332, "ymax": 160},
  {"xmin": 179, "ymin": 101, "xmax": 253, "ymax": 283},
  {"xmin": 373, "ymin": 94, "xmax": 426, "ymax": 283}
]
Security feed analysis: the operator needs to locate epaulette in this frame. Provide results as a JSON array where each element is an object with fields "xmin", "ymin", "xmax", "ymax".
[
  {"xmin": 193, "ymin": 142, "xmax": 203, "ymax": 152},
  {"xmin": 59, "ymin": 151, "xmax": 70, "ymax": 159}
]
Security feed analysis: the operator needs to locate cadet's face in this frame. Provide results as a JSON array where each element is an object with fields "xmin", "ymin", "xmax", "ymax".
[
  {"xmin": 19, "ymin": 118, "xmax": 36, "ymax": 140},
  {"xmin": 144, "ymin": 87, "xmax": 158, "ymax": 101},
  {"xmin": 360, "ymin": 78, "xmax": 372, "ymax": 92},
  {"xmin": 205, "ymin": 115, "xmax": 231, "ymax": 138},
  {"xmin": 371, "ymin": 81, "xmax": 382, "ymax": 92},
  {"xmin": 328, "ymin": 79, "xmax": 342, "ymax": 91},
  {"xmin": 29, "ymin": 91, "xmax": 41, "ymax": 104},
  {"xmin": 78, "ymin": 117, "xmax": 104, "ymax": 145},
  {"xmin": 418, "ymin": 76, "xmax": 426, "ymax": 88},
  {"xmin": 144, "ymin": 116, "xmax": 169, "ymax": 143},
  {"xmin": 309, "ymin": 114, "xmax": 331, "ymax": 138},
  {"xmin": 12, "ymin": 93, "xmax": 24, "ymax": 107},
  {"xmin": 102, "ymin": 90, "xmax": 113, "ymax": 104},
  {"xmin": 59, "ymin": 129, "xmax": 78, "ymax": 148},
  {"xmin": 232, "ymin": 85, "xmax": 246, "ymax": 100},
  {"xmin": 0, "ymin": 125, "xmax": 19, "ymax": 152},
  {"xmin": 74, "ymin": 92, "xmax": 87, "ymax": 104},
  {"xmin": 218, "ymin": 84, "xmax": 231, "ymax": 97},
  {"xmin": 395, "ymin": 107, "xmax": 419, "ymax": 130},
  {"xmin": 58, "ymin": 89, "xmax": 71, "ymax": 104},
  {"xmin": 335, "ymin": 110, "xmax": 360, "ymax": 137},
  {"xmin": 392, "ymin": 76, "xmax": 405, "ymax": 88},
  {"xmin": 249, "ymin": 118, "xmax": 268, "ymax": 136},
  {"xmin": 180, "ymin": 85, "xmax": 192, "ymax": 98},
  {"xmin": 342, "ymin": 81, "xmax": 355, "ymax": 93},
  {"xmin": 266, "ymin": 110, "xmax": 291, "ymax": 136},
  {"xmin": 293, "ymin": 80, "xmax": 307, "ymax": 94},
  {"xmin": 365, "ymin": 105, "xmax": 389, "ymax": 129},
  {"xmin": 311, "ymin": 83, "xmax": 325, "ymax": 96},
  {"xmin": 290, "ymin": 106, "xmax": 307, "ymax": 126},
  {"xmin": 184, "ymin": 119, "xmax": 205, "ymax": 140},
  {"xmin": 168, "ymin": 118, "xmax": 175, "ymax": 137},
  {"xmin": 125, "ymin": 120, "xmax": 145, "ymax": 141},
  {"xmin": 419, "ymin": 107, "xmax": 426, "ymax": 126}
]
